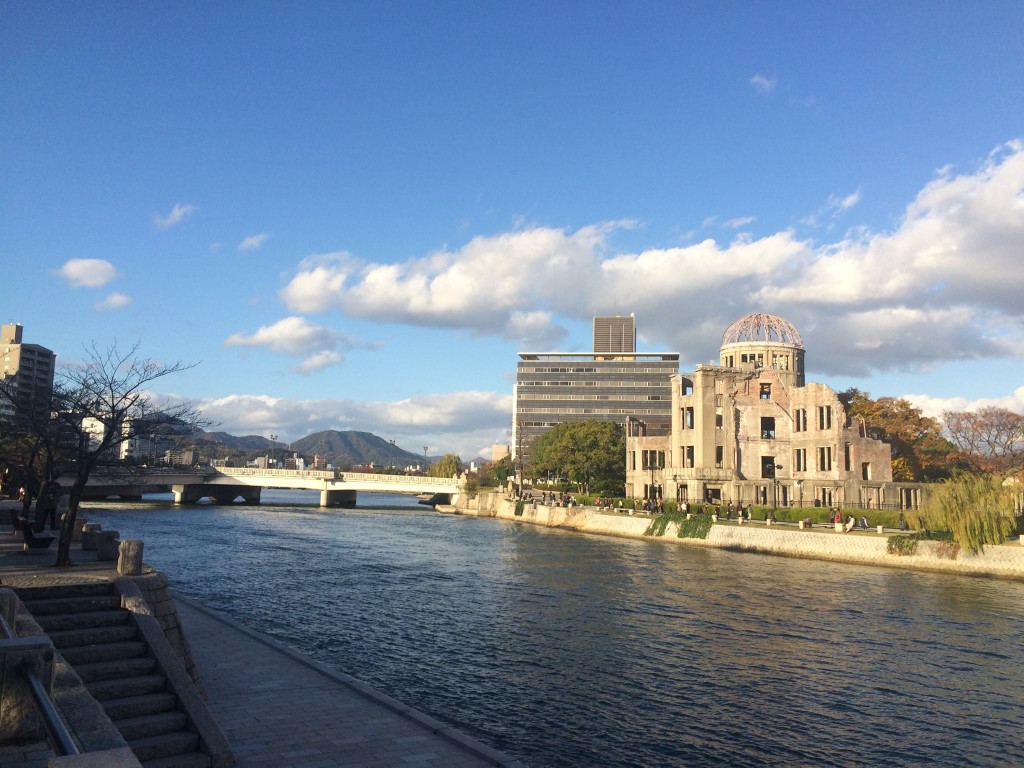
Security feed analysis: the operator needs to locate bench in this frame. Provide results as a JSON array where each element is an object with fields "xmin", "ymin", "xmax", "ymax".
[{"xmin": 13, "ymin": 515, "xmax": 56, "ymax": 551}]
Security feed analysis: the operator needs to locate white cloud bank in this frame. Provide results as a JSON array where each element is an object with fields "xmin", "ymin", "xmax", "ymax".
[
  {"xmin": 54, "ymin": 259, "xmax": 118, "ymax": 288},
  {"xmin": 274, "ymin": 140, "xmax": 1024, "ymax": 378},
  {"xmin": 154, "ymin": 203, "xmax": 197, "ymax": 229},
  {"xmin": 197, "ymin": 390, "xmax": 512, "ymax": 460}
]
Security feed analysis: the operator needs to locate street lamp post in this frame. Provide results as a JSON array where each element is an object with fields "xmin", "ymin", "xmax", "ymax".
[
  {"xmin": 423, "ymin": 446, "xmax": 429, "ymax": 473},
  {"xmin": 268, "ymin": 434, "xmax": 278, "ymax": 469},
  {"xmin": 772, "ymin": 463, "xmax": 783, "ymax": 519}
]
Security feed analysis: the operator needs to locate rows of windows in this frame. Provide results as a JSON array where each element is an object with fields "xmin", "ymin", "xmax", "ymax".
[
  {"xmin": 519, "ymin": 366, "xmax": 677, "ymax": 375},
  {"xmin": 518, "ymin": 380, "xmax": 669, "ymax": 387},
  {"xmin": 793, "ymin": 406, "xmax": 835, "ymax": 434},
  {"xmin": 518, "ymin": 393, "xmax": 666, "ymax": 401},
  {"xmin": 519, "ymin": 407, "xmax": 665, "ymax": 415}
]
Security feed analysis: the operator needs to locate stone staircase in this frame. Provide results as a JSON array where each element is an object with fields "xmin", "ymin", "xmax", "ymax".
[{"xmin": 15, "ymin": 582, "xmax": 218, "ymax": 768}]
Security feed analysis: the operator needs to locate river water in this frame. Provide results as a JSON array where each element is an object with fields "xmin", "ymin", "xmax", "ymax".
[{"xmin": 86, "ymin": 492, "xmax": 1024, "ymax": 768}]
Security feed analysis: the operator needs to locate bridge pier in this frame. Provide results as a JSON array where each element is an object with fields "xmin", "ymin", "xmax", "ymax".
[
  {"xmin": 320, "ymin": 490, "xmax": 357, "ymax": 508},
  {"xmin": 172, "ymin": 484, "xmax": 262, "ymax": 505},
  {"xmin": 172, "ymin": 484, "xmax": 206, "ymax": 504}
]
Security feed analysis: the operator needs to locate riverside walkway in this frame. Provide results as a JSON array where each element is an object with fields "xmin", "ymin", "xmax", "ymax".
[
  {"xmin": 174, "ymin": 596, "xmax": 521, "ymax": 768},
  {"xmin": 0, "ymin": 503, "xmax": 523, "ymax": 768}
]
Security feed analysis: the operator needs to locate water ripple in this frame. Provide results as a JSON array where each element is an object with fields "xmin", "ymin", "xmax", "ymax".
[{"xmin": 88, "ymin": 494, "xmax": 1024, "ymax": 768}]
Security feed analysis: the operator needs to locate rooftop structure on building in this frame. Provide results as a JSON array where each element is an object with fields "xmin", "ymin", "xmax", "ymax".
[
  {"xmin": 626, "ymin": 312, "xmax": 926, "ymax": 511},
  {"xmin": 593, "ymin": 314, "xmax": 636, "ymax": 355},
  {"xmin": 1, "ymin": 323, "xmax": 56, "ymax": 423},
  {"xmin": 513, "ymin": 314, "xmax": 679, "ymax": 460}
]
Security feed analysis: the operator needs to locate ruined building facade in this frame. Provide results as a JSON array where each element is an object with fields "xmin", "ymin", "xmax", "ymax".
[{"xmin": 626, "ymin": 313, "xmax": 924, "ymax": 510}]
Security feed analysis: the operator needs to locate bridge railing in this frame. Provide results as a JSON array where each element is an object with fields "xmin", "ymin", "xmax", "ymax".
[
  {"xmin": 338, "ymin": 471, "xmax": 459, "ymax": 487},
  {"xmin": 213, "ymin": 467, "xmax": 338, "ymax": 480}
]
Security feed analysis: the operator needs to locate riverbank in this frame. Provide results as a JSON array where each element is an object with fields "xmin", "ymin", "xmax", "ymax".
[
  {"xmin": 0, "ymin": 504, "xmax": 524, "ymax": 767},
  {"xmin": 447, "ymin": 491, "xmax": 1024, "ymax": 581}
]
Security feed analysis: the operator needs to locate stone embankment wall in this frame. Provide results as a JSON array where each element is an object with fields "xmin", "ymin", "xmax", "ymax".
[
  {"xmin": 129, "ymin": 570, "xmax": 202, "ymax": 689},
  {"xmin": 452, "ymin": 492, "xmax": 1024, "ymax": 581}
]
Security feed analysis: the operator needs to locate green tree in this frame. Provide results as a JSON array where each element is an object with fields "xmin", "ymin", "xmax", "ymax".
[
  {"xmin": 906, "ymin": 473, "xmax": 1017, "ymax": 554},
  {"xmin": 526, "ymin": 420, "xmax": 625, "ymax": 494},
  {"xmin": 476, "ymin": 455, "xmax": 514, "ymax": 488},
  {"xmin": 838, "ymin": 388, "xmax": 958, "ymax": 481},
  {"xmin": 428, "ymin": 453, "xmax": 463, "ymax": 478}
]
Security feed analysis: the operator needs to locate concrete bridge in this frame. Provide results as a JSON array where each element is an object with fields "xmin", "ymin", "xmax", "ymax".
[{"xmin": 62, "ymin": 467, "xmax": 462, "ymax": 508}]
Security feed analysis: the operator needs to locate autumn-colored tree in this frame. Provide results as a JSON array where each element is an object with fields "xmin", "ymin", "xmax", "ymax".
[
  {"xmin": 838, "ymin": 388, "xmax": 958, "ymax": 481},
  {"xmin": 942, "ymin": 407, "xmax": 1024, "ymax": 474}
]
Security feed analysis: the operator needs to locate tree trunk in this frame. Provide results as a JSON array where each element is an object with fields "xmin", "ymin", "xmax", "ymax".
[{"xmin": 54, "ymin": 479, "xmax": 85, "ymax": 567}]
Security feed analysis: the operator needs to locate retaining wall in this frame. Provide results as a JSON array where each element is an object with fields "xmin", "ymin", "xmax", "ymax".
[{"xmin": 453, "ymin": 492, "xmax": 1024, "ymax": 581}]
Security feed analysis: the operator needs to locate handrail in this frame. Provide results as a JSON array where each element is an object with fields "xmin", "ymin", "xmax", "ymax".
[{"xmin": 0, "ymin": 612, "xmax": 81, "ymax": 756}]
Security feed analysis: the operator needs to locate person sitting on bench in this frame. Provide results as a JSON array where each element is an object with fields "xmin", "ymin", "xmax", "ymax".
[{"xmin": 17, "ymin": 515, "xmax": 56, "ymax": 549}]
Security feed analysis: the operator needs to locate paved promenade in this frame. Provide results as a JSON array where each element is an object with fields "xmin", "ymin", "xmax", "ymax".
[
  {"xmin": 0, "ymin": 502, "xmax": 524, "ymax": 768},
  {"xmin": 175, "ymin": 596, "xmax": 523, "ymax": 768}
]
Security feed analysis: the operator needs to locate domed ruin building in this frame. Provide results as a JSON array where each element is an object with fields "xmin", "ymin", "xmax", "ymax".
[{"xmin": 626, "ymin": 313, "xmax": 923, "ymax": 510}]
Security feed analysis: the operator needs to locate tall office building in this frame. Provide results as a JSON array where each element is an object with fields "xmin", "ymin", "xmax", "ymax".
[
  {"xmin": 593, "ymin": 315, "xmax": 636, "ymax": 355},
  {"xmin": 513, "ymin": 315, "xmax": 677, "ymax": 461},
  {"xmin": 1, "ymin": 324, "xmax": 56, "ymax": 422}
]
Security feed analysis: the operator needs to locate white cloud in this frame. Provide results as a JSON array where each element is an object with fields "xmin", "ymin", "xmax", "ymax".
[
  {"xmin": 94, "ymin": 292, "xmax": 132, "ymax": 311},
  {"xmin": 54, "ymin": 259, "xmax": 118, "ymax": 288},
  {"xmin": 224, "ymin": 316, "xmax": 375, "ymax": 373},
  {"xmin": 903, "ymin": 385, "xmax": 1024, "ymax": 420},
  {"xmin": 196, "ymin": 390, "xmax": 512, "ymax": 459},
  {"xmin": 275, "ymin": 140, "xmax": 1024, "ymax": 378},
  {"xmin": 829, "ymin": 189, "xmax": 861, "ymax": 213},
  {"xmin": 154, "ymin": 203, "xmax": 196, "ymax": 229},
  {"xmin": 238, "ymin": 233, "xmax": 271, "ymax": 251},
  {"xmin": 750, "ymin": 73, "xmax": 777, "ymax": 94},
  {"xmin": 724, "ymin": 216, "xmax": 756, "ymax": 229}
]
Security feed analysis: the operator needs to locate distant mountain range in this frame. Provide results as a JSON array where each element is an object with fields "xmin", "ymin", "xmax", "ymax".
[{"xmin": 194, "ymin": 429, "xmax": 436, "ymax": 468}]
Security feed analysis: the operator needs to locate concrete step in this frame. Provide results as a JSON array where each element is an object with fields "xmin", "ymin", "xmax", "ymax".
[
  {"xmin": 48, "ymin": 624, "xmax": 138, "ymax": 648},
  {"xmin": 76, "ymin": 656, "xmax": 157, "ymax": 683},
  {"xmin": 34, "ymin": 608, "xmax": 132, "ymax": 632},
  {"xmin": 129, "ymin": 731, "xmax": 200, "ymax": 763},
  {"xmin": 141, "ymin": 752, "xmax": 212, "ymax": 768},
  {"xmin": 103, "ymin": 692, "xmax": 179, "ymax": 721},
  {"xmin": 13, "ymin": 582, "xmax": 113, "ymax": 601},
  {"xmin": 20, "ymin": 594, "xmax": 122, "ymax": 615},
  {"xmin": 61, "ymin": 640, "xmax": 148, "ymax": 665},
  {"xmin": 88, "ymin": 673, "xmax": 167, "ymax": 702},
  {"xmin": 114, "ymin": 710, "xmax": 189, "ymax": 741}
]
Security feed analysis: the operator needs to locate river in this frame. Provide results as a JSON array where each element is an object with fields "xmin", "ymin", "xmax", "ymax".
[{"xmin": 86, "ymin": 492, "xmax": 1024, "ymax": 768}]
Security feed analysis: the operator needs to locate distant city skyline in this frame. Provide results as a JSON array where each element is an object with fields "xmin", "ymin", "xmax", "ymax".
[{"xmin": 2, "ymin": 3, "xmax": 1023, "ymax": 458}]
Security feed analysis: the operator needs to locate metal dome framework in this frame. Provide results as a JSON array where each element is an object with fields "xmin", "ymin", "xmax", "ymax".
[{"xmin": 721, "ymin": 313, "xmax": 804, "ymax": 348}]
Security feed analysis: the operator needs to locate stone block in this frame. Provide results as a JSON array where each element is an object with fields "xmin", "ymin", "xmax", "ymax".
[
  {"xmin": 96, "ymin": 531, "xmax": 120, "ymax": 561},
  {"xmin": 117, "ymin": 540, "xmax": 144, "ymax": 576},
  {"xmin": 81, "ymin": 523, "xmax": 102, "ymax": 551}
]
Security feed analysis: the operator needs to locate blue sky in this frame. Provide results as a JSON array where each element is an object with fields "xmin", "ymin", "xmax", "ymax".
[{"xmin": 3, "ymin": 2, "xmax": 1023, "ymax": 459}]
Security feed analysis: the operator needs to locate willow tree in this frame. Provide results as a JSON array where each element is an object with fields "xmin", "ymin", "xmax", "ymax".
[
  {"xmin": 906, "ymin": 473, "xmax": 1017, "ymax": 554},
  {"xmin": 428, "ymin": 453, "xmax": 463, "ymax": 478}
]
